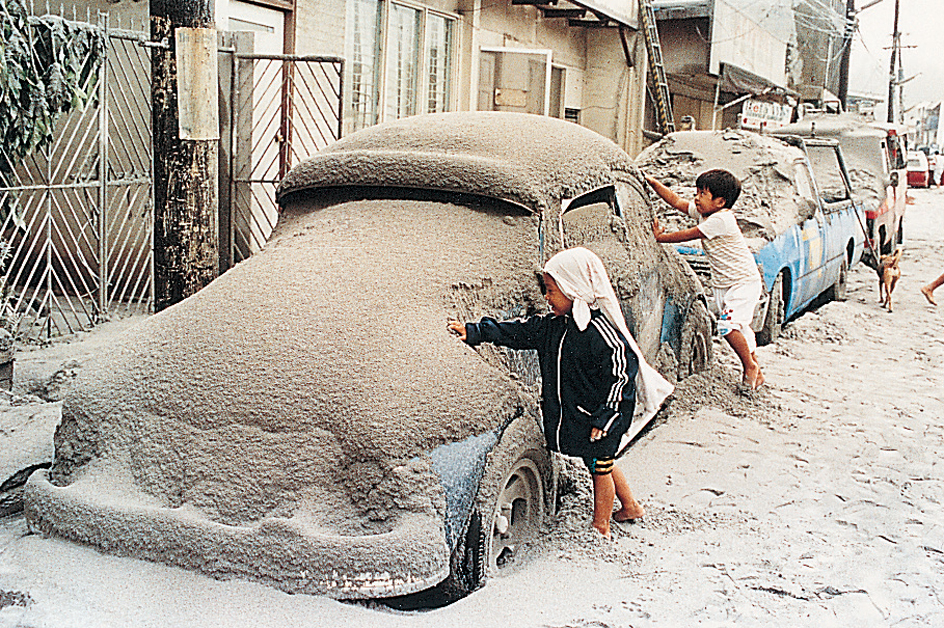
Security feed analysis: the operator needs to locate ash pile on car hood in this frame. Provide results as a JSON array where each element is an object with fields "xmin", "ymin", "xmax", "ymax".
[
  {"xmin": 636, "ymin": 129, "xmax": 812, "ymax": 249},
  {"xmin": 277, "ymin": 111, "xmax": 638, "ymax": 212}
]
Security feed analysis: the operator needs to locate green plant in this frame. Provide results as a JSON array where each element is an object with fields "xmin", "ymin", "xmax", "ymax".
[{"xmin": 0, "ymin": 0, "xmax": 106, "ymax": 172}]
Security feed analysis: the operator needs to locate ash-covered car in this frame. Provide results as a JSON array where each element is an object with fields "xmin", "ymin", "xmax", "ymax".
[
  {"xmin": 637, "ymin": 129, "xmax": 865, "ymax": 345},
  {"xmin": 25, "ymin": 112, "xmax": 710, "ymax": 605},
  {"xmin": 771, "ymin": 113, "xmax": 908, "ymax": 264}
]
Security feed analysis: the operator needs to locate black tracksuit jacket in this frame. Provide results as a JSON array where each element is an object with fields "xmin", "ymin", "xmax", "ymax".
[{"xmin": 464, "ymin": 309, "xmax": 638, "ymax": 459}]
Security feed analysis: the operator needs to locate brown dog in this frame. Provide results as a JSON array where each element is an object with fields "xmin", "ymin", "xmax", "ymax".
[{"xmin": 878, "ymin": 249, "xmax": 902, "ymax": 312}]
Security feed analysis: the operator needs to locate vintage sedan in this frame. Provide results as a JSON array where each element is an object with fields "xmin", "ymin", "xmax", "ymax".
[
  {"xmin": 637, "ymin": 129, "xmax": 865, "ymax": 345},
  {"xmin": 26, "ymin": 112, "xmax": 710, "ymax": 605}
]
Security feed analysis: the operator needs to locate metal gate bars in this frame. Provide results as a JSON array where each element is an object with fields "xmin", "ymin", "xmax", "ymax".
[
  {"xmin": 0, "ymin": 16, "xmax": 345, "ymax": 342},
  {"xmin": 0, "ymin": 13, "xmax": 153, "ymax": 342},
  {"xmin": 221, "ymin": 51, "xmax": 344, "ymax": 266}
]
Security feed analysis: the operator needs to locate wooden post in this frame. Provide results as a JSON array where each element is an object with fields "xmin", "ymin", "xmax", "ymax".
[{"xmin": 150, "ymin": 0, "xmax": 219, "ymax": 312}]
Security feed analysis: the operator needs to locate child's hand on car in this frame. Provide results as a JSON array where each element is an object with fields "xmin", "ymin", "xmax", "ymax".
[
  {"xmin": 590, "ymin": 427, "xmax": 606, "ymax": 442},
  {"xmin": 447, "ymin": 320, "xmax": 467, "ymax": 342},
  {"xmin": 652, "ymin": 217, "xmax": 664, "ymax": 239}
]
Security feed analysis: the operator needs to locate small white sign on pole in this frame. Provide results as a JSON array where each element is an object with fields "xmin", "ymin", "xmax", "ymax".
[
  {"xmin": 740, "ymin": 99, "xmax": 793, "ymax": 131},
  {"xmin": 176, "ymin": 27, "xmax": 220, "ymax": 141}
]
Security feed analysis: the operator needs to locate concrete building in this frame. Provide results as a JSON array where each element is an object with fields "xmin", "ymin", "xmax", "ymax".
[
  {"xmin": 650, "ymin": 0, "xmax": 797, "ymax": 135},
  {"xmin": 649, "ymin": 0, "xmax": 852, "ymax": 138},
  {"xmin": 292, "ymin": 0, "xmax": 652, "ymax": 155}
]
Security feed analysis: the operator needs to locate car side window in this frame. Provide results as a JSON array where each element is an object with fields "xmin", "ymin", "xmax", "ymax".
[
  {"xmin": 805, "ymin": 146, "xmax": 851, "ymax": 209},
  {"xmin": 560, "ymin": 186, "xmax": 622, "ymax": 248}
]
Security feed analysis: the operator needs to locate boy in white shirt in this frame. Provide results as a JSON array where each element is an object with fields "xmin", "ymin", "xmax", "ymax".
[{"xmin": 645, "ymin": 169, "xmax": 764, "ymax": 391}]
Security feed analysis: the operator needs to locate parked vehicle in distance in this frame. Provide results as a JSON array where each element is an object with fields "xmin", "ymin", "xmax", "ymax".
[
  {"xmin": 636, "ymin": 129, "xmax": 865, "ymax": 345},
  {"xmin": 907, "ymin": 150, "xmax": 930, "ymax": 188},
  {"xmin": 26, "ymin": 112, "xmax": 711, "ymax": 607},
  {"xmin": 772, "ymin": 113, "xmax": 908, "ymax": 263}
]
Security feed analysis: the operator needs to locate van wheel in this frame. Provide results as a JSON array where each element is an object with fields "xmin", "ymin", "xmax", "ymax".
[
  {"xmin": 826, "ymin": 257, "xmax": 848, "ymax": 302},
  {"xmin": 679, "ymin": 300, "xmax": 712, "ymax": 377},
  {"xmin": 756, "ymin": 272, "xmax": 784, "ymax": 346}
]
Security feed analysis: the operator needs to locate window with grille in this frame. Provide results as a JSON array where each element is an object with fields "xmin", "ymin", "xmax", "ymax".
[{"xmin": 349, "ymin": 0, "xmax": 456, "ymax": 130}]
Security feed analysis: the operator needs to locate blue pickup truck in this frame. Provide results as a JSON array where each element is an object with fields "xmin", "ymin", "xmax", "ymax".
[{"xmin": 637, "ymin": 130, "xmax": 865, "ymax": 345}]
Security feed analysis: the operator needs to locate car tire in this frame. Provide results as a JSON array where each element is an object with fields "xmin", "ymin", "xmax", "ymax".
[
  {"xmin": 882, "ymin": 224, "xmax": 897, "ymax": 255},
  {"xmin": 679, "ymin": 299, "xmax": 713, "ymax": 377},
  {"xmin": 756, "ymin": 272, "xmax": 784, "ymax": 346},
  {"xmin": 826, "ymin": 256, "xmax": 848, "ymax": 302},
  {"xmin": 384, "ymin": 415, "xmax": 551, "ymax": 610},
  {"xmin": 473, "ymin": 415, "xmax": 552, "ymax": 579}
]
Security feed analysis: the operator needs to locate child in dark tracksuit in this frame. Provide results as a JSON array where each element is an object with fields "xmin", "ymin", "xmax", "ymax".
[{"xmin": 449, "ymin": 247, "xmax": 671, "ymax": 538}]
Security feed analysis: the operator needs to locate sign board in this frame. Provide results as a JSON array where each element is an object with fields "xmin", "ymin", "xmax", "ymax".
[
  {"xmin": 176, "ymin": 27, "xmax": 220, "ymax": 141},
  {"xmin": 741, "ymin": 99, "xmax": 793, "ymax": 130}
]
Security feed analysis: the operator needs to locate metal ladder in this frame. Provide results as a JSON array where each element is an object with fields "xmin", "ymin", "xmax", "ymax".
[{"xmin": 639, "ymin": 0, "xmax": 675, "ymax": 134}]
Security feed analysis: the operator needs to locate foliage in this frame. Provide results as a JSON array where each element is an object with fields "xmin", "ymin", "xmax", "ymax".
[{"xmin": 0, "ymin": 0, "xmax": 106, "ymax": 171}]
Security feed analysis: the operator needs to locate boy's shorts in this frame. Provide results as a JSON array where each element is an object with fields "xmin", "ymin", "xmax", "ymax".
[
  {"xmin": 713, "ymin": 279, "xmax": 762, "ymax": 353},
  {"xmin": 582, "ymin": 456, "xmax": 615, "ymax": 476}
]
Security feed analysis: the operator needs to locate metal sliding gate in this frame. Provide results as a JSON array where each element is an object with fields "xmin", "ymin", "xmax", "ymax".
[
  {"xmin": 0, "ymin": 14, "xmax": 153, "ymax": 342},
  {"xmin": 0, "ymin": 15, "xmax": 344, "ymax": 342},
  {"xmin": 222, "ymin": 52, "xmax": 344, "ymax": 265}
]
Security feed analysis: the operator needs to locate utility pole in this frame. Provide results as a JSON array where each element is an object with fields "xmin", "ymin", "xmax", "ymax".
[
  {"xmin": 837, "ymin": 0, "xmax": 855, "ymax": 111},
  {"xmin": 886, "ymin": 0, "xmax": 900, "ymax": 124},
  {"xmin": 150, "ymin": 0, "xmax": 219, "ymax": 312}
]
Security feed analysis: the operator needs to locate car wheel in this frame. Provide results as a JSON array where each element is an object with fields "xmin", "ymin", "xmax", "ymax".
[
  {"xmin": 756, "ymin": 272, "xmax": 784, "ymax": 346},
  {"xmin": 826, "ymin": 256, "xmax": 848, "ymax": 302},
  {"xmin": 472, "ymin": 415, "xmax": 551, "ymax": 580},
  {"xmin": 384, "ymin": 416, "xmax": 551, "ymax": 610},
  {"xmin": 485, "ymin": 455, "xmax": 546, "ymax": 571},
  {"xmin": 679, "ymin": 299, "xmax": 712, "ymax": 377}
]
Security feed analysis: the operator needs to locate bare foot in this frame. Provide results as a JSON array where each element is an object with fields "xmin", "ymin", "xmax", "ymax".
[
  {"xmin": 744, "ymin": 361, "xmax": 761, "ymax": 385},
  {"xmin": 753, "ymin": 370, "xmax": 765, "ymax": 390},
  {"xmin": 613, "ymin": 501, "xmax": 645, "ymax": 522},
  {"xmin": 921, "ymin": 285, "xmax": 937, "ymax": 306},
  {"xmin": 591, "ymin": 522, "xmax": 612, "ymax": 539}
]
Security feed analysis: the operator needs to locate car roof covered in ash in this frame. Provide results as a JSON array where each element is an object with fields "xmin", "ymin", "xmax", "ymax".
[{"xmin": 276, "ymin": 111, "xmax": 638, "ymax": 213}]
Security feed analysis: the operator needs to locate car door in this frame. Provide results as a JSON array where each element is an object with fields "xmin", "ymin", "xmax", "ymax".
[
  {"xmin": 793, "ymin": 159, "xmax": 829, "ymax": 307},
  {"xmin": 804, "ymin": 142, "xmax": 855, "ymax": 288}
]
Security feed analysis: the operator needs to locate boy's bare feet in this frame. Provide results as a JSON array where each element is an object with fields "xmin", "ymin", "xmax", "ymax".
[
  {"xmin": 613, "ymin": 500, "xmax": 645, "ymax": 522},
  {"xmin": 921, "ymin": 285, "xmax": 937, "ymax": 306}
]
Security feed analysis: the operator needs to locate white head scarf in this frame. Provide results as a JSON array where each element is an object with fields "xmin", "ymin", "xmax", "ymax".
[{"xmin": 543, "ymin": 247, "xmax": 674, "ymax": 421}]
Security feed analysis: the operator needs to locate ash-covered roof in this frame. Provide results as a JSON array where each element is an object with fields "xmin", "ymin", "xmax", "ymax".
[{"xmin": 276, "ymin": 112, "xmax": 637, "ymax": 214}]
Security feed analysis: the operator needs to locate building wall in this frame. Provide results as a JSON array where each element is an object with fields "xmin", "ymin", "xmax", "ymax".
[
  {"xmin": 659, "ymin": 18, "xmax": 709, "ymax": 77},
  {"xmin": 583, "ymin": 28, "xmax": 647, "ymax": 156},
  {"xmin": 287, "ymin": 0, "xmax": 644, "ymax": 153},
  {"xmin": 294, "ymin": 0, "xmax": 346, "ymax": 56}
]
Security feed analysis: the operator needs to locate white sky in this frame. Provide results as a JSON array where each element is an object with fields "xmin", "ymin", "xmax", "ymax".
[{"xmin": 849, "ymin": 0, "xmax": 943, "ymax": 116}]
